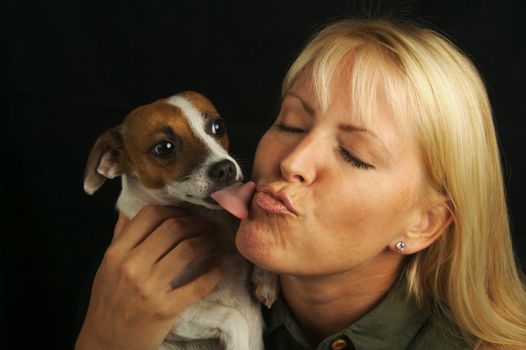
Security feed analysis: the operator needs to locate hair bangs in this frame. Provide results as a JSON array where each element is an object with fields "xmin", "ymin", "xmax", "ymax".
[{"xmin": 283, "ymin": 32, "xmax": 410, "ymax": 133}]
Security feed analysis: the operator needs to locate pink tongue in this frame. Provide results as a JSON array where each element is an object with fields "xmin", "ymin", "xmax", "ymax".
[{"xmin": 211, "ymin": 181, "xmax": 256, "ymax": 219}]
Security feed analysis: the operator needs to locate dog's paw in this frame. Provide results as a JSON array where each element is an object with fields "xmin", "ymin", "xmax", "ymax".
[
  {"xmin": 254, "ymin": 282, "xmax": 279, "ymax": 309},
  {"xmin": 251, "ymin": 267, "xmax": 279, "ymax": 308}
]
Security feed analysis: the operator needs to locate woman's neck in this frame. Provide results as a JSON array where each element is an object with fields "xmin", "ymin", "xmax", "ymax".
[{"xmin": 280, "ymin": 249, "xmax": 405, "ymax": 346}]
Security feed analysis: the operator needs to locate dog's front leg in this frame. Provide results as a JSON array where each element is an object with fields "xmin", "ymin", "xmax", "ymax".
[
  {"xmin": 251, "ymin": 266, "xmax": 279, "ymax": 308},
  {"xmin": 170, "ymin": 300, "xmax": 250, "ymax": 350}
]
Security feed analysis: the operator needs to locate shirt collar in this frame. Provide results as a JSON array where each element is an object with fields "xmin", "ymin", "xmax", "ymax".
[{"xmin": 265, "ymin": 281, "xmax": 427, "ymax": 350}]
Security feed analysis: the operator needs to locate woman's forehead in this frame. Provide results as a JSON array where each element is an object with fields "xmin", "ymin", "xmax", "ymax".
[
  {"xmin": 287, "ymin": 64, "xmax": 411, "ymax": 132},
  {"xmin": 287, "ymin": 64, "xmax": 422, "ymax": 165}
]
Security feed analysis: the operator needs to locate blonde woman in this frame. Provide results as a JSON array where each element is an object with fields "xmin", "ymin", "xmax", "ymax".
[{"xmin": 76, "ymin": 19, "xmax": 526, "ymax": 350}]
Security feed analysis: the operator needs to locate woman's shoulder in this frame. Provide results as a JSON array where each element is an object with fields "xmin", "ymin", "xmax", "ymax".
[
  {"xmin": 479, "ymin": 344, "xmax": 526, "ymax": 350},
  {"xmin": 407, "ymin": 314, "xmax": 526, "ymax": 350},
  {"xmin": 406, "ymin": 311, "xmax": 474, "ymax": 350}
]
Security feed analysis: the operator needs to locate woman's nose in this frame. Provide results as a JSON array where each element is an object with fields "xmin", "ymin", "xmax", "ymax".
[{"xmin": 279, "ymin": 135, "xmax": 317, "ymax": 185}]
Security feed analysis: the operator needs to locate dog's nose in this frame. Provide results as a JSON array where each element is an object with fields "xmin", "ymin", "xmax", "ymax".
[{"xmin": 208, "ymin": 159, "xmax": 237, "ymax": 185}]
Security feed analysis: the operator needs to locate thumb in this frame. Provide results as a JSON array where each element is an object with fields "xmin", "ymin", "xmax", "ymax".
[{"xmin": 113, "ymin": 211, "xmax": 130, "ymax": 237}]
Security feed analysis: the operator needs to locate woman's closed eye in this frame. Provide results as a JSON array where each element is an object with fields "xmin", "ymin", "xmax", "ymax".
[
  {"xmin": 274, "ymin": 123, "xmax": 305, "ymax": 134},
  {"xmin": 275, "ymin": 122, "xmax": 374, "ymax": 170},
  {"xmin": 338, "ymin": 147, "xmax": 374, "ymax": 170}
]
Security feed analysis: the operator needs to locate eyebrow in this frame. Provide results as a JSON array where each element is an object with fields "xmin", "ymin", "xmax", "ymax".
[
  {"xmin": 203, "ymin": 111, "xmax": 221, "ymax": 121},
  {"xmin": 160, "ymin": 126, "xmax": 176, "ymax": 137},
  {"xmin": 285, "ymin": 92, "xmax": 316, "ymax": 116},
  {"xmin": 338, "ymin": 123, "xmax": 373, "ymax": 135},
  {"xmin": 339, "ymin": 124, "xmax": 394, "ymax": 160}
]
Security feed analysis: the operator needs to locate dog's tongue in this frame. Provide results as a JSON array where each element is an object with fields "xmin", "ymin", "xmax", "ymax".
[{"xmin": 211, "ymin": 181, "xmax": 256, "ymax": 219}]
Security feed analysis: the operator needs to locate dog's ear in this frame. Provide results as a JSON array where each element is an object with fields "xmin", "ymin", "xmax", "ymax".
[{"xmin": 83, "ymin": 125, "xmax": 124, "ymax": 195}]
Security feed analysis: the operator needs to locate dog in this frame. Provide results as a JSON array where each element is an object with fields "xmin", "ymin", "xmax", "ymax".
[{"xmin": 83, "ymin": 91, "xmax": 265, "ymax": 350}]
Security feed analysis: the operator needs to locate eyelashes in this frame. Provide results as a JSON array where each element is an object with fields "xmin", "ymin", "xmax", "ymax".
[
  {"xmin": 273, "ymin": 123, "xmax": 374, "ymax": 170},
  {"xmin": 338, "ymin": 147, "xmax": 373, "ymax": 170},
  {"xmin": 274, "ymin": 123, "xmax": 304, "ymax": 134}
]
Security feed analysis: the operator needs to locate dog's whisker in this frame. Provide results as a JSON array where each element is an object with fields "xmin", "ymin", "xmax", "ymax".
[{"xmin": 179, "ymin": 175, "xmax": 194, "ymax": 183}]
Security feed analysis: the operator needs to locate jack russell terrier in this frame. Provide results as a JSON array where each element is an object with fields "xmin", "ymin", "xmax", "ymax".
[{"xmin": 83, "ymin": 91, "xmax": 277, "ymax": 350}]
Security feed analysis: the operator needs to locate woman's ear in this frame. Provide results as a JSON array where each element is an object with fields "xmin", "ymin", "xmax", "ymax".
[
  {"xmin": 83, "ymin": 125, "xmax": 124, "ymax": 195},
  {"xmin": 391, "ymin": 196, "xmax": 453, "ymax": 255}
]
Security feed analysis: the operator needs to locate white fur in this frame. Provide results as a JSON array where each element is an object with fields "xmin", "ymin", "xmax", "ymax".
[{"xmin": 117, "ymin": 174, "xmax": 177, "ymax": 218}]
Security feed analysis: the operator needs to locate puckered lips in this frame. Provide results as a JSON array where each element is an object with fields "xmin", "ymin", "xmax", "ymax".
[{"xmin": 254, "ymin": 184, "xmax": 298, "ymax": 216}]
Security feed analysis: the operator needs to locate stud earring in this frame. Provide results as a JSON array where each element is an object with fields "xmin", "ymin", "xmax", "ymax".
[{"xmin": 395, "ymin": 241, "xmax": 407, "ymax": 252}]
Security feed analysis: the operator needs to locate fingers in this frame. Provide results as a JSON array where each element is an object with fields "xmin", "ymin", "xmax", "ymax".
[
  {"xmin": 153, "ymin": 233, "xmax": 220, "ymax": 286},
  {"xmin": 131, "ymin": 216, "xmax": 216, "ymax": 265},
  {"xmin": 112, "ymin": 205, "xmax": 192, "ymax": 251},
  {"xmin": 165, "ymin": 259, "xmax": 223, "ymax": 316},
  {"xmin": 113, "ymin": 211, "xmax": 130, "ymax": 237},
  {"xmin": 103, "ymin": 204, "xmax": 224, "ymax": 324}
]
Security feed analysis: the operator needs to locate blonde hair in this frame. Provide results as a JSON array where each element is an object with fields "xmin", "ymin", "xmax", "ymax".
[{"xmin": 283, "ymin": 18, "xmax": 526, "ymax": 349}]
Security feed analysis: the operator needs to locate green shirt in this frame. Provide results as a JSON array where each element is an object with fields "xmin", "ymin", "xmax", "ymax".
[{"xmin": 263, "ymin": 282, "xmax": 473, "ymax": 350}]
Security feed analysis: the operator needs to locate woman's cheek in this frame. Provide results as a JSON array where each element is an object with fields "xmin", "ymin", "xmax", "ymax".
[{"xmin": 252, "ymin": 136, "xmax": 275, "ymax": 175}]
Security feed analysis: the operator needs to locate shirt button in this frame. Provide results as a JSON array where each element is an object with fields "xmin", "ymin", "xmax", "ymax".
[{"xmin": 330, "ymin": 337, "xmax": 352, "ymax": 350}]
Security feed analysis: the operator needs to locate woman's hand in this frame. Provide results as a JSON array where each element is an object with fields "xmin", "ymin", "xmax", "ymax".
[{"xmin": 75, "ymin": 205, "xmax": 223, "ymax": 350}]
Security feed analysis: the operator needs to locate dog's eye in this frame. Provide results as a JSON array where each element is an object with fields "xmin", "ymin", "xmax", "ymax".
[
  {"xmin": 211, "ymin": 119, "xmax": 225, "ymax": 137},
  {"xmin": 151, "ymin": 140, "xmax": 175, "ymax": 157}
]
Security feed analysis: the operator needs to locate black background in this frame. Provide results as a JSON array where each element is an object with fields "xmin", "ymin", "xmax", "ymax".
[{"xmin": 1, "ymin": 1, "xmax": 525, "ymax": 348}]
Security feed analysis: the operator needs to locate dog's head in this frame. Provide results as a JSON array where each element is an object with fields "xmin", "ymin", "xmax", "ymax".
[{"xmin": 83, "ymin": 91, "xmax": 242, "ymax": 209}]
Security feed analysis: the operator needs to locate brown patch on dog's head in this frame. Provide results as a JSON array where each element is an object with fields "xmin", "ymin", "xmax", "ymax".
[
  {"xmin": 120, "ymin": 100, "xmax": 209, "ymax": 189},
  {"xmin": 83, "ymin": 91, "xmax": 231, "ymax": 195}
]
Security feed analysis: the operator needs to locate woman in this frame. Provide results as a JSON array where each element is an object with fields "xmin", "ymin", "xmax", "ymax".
[{"xmin": 76, "ymin": 19, "xmax": 526, "ymax": 349}]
